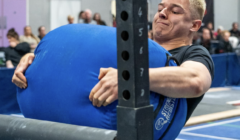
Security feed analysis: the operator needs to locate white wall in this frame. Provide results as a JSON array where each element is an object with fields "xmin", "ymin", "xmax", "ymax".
[{"xmin": 214, "ymin": 0, "xmax": 239, "ymax": 31}]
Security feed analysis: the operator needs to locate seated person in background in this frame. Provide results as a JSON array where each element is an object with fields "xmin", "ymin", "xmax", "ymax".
[
  {"xmin": 78, "ymin": 11, "xmax": 86, "ymax": 23},
  {"xmin": 67, "ymin": 15, "xmax": 75, "ymax": 24},
  {"xmin": 206, "ymin": 22, "xmax": 215, "ymax": 39},
  {"xmin": 20, "ymin": 26, "xmax": 40, "ymax": 53},
  {"xmin": 84, "ymin": 9, "xmax": 97, "ymax": 25},
  {"xmin": 216, "ymin": 30, "xmax": 233, "ymax": 53},
  {"xmin": 229, "ymin": 22, "xmax": 240, "ymax": 38},
  {"xmin": 215, "ymin": 26, "xmax": 224, "ymax": 41},
  {"xmin": 195, "ymin": 28, "xmax": 212, "ymax": 53},
  {"xmin": 93, "ymin": 13, "xmax": 106, "ymax": 26},
  {"xmin": 38, "ymin": 26, "xmax": 46, "ymax": 40},
  {"xmin": 5, "ymin": 28, "xmax": 30, "ymax": 68}
]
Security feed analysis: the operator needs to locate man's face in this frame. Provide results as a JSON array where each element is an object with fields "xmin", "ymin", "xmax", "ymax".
[
  {"xmin": 39, "ymin": 27, "xmax": 46, "ymax": 35},
  {"xmin": 233, "ymin": 23, "xmax": 239, "ymax": 30},
  {"xmin": 85, "ymin": 11, "xmax": 92, "ymax": 20},
  {"xmin": 25, "ymin": 27, "xmax": 32, "ymax": 36},
  {"xmin": 153, "ymin": 0, "xmax": 193, "ymax": 41}
]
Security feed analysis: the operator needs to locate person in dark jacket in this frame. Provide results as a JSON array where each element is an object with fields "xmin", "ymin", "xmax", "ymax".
[
  {"xmin": 216, "ymin": 30, "xmax": 233, "ymax": 53},
  {"xmin": 5, "ymin": 28, "xmax": 30, "ymax": 68}
]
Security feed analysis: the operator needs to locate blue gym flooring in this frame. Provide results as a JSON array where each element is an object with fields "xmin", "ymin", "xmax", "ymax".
[{"xmin": 177, "ymin": 116, "xmax": 240, "ymax": 140}]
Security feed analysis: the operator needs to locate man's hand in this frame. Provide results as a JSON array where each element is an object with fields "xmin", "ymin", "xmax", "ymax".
[
  {"xmin": 89, "ymin": 68, "xmax": 118, "ymax": 107},
  {"xmin": 12, "ymin": 53, "xmax": 35, "ymax": 89}
]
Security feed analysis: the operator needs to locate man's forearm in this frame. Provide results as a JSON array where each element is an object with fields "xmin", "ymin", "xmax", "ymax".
[{"xmin": 149, "ymin": 67, "xmax": 204, "ymax": 98}]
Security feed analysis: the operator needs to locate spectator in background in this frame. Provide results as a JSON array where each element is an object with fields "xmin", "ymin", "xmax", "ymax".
[
  {"xmin": 195, "ymin": 28, "xmax": 212, "ymax": 53},
  {"xmin": 5, "ymin": 28, "xmax": 30, "ymax": 68},
  {"xmin": 206, "ymin": 22, "xmax": 215, "ymax": 39},
  {"xmin": 215, "ymin": 26, "xmax": 224, "ymax": 41},
  {"xmin": 20, "ymin": 26, "xmax": 40, "ymax": 53},
  {"xmin": 38, "ymin": 26, "xmax": 46, "ymax": 40},
  {"xmin": 78, "ymin": 11, "xmax": 86, "ymax": 23},
  {"xmin": 148, "ymin": 30, "xmax": 153, "ymax": 40},
  {"xmin": 67, "ymin": 15, "xmax": 75, "ymax": 24},
  {"xmin": 217, "ymin": 31, "xmax": 233, "ymax": 53},
  {"xmin": 192, "ymin": 32, "xmax": 200, "ymax": 45},
  {"xmin": 229, "ymin": 22, "xmax": 240, "ymax": 38},
  {"xmin": 84, "ymin": 9, "xmax": 97, "ymax": 25},
  {"xmin": 93, "ymin": 13, "xmax": 106, "ymax": 26},
  {"xmin": 112, "ymin": 15, "xmax": 116, "ymax": 27}
]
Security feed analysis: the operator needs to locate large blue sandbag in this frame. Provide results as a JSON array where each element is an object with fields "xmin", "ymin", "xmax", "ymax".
[{"xmin": 17, "ymin": 24, "xmax": 187, "ymax": 140}]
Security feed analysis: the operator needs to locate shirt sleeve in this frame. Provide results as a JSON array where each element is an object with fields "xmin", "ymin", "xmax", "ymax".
[{"xmin": 182, "ymin": 46, "xmax": 215, "ymax": 80}]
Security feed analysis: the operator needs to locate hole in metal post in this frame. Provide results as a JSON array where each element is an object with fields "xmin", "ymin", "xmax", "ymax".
[
  {"xmin": 121, "ymin": 11, "xmax": 128, "ymax": 21},
  {"xmin": 122, "ymin": 70, "xmax": 130, "ymax": 81},
  {"xmin": 123, "ymin": 90, "xmax": 130, "ymax": 100},
  {"xmin": 121, "ymin": 31, "xmax": 129, "ymax": 41},
  {"xmin": 122, "ymin": 51, "xmax": 129, "ymax": 61}
]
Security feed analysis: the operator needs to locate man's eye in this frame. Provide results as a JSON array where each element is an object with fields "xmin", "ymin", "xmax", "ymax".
[
  {"xmin": 158, "ymin": 10, "xmax": 162, "ymax": 12},
  {"xmin": 172, "ymin": 11, "xmax": 178, "ymax": 14}
]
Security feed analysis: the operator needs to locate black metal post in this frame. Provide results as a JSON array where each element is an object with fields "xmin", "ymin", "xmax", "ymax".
[{"xmin": 117, "ymin": 0, "xmax": 153, "ymax": 140}]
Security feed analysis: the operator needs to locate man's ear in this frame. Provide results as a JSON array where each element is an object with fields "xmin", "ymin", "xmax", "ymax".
[{"xmin": 190, "ymin": 20, "xmax": 202, "ymax": 32}]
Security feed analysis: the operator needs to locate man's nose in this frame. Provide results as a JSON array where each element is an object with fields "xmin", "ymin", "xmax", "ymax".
[{"xmin": 159, "ymin": 8, "xmax": 167, "ymax": 19}]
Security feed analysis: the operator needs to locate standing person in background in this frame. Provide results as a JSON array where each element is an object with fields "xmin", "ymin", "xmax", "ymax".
[
  {"xmin": 229, "ymin": 22, "xmax": 240, "ymax": 38},
  {"xmin": 20, "ymin": 26, "xmax": 40, "ymax": 53},
  {"xmin": 93, "ymin": 13, "xmax": 106, "ymax": 26},
  {"xmin": 78, "ymin": 11, "xmax": 86, "ymax": 23},
  {"xmin": 67, "ymin": 15, "xmax": 75, "ymax": 24},
  {"xmin": 5, "ymin": 28, "xmax": 30, "ymax": 68},
  {"xmin": 38, "ymin": 26, "xmax": 46, "ymax": 40},
  {"xmin": 84, "ymin": 9, "xmax": 97, "ymax": 25}
]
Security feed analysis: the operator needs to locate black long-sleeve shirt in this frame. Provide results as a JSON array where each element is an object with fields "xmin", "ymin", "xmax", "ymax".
[{"xmin": 5, "ymin": 42, "xmax": 30, "ymax": 66}]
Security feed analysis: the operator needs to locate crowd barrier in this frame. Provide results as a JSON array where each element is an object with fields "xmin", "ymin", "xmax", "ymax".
[
  {"xmin": 0, "ymin": 68, "xmax": 21, "ymax": 114},
  {"xmin": 0, "ymin": 53, "xmax": 240, "ymax": 114},
  {"xmin": 211, "ymin": 53, "xmax": 240, "ymax": 87}
]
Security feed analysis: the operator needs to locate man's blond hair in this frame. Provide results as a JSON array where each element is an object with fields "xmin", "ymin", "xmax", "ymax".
[{"xmin": 189, "ymin": 0, "xmax": 206, "ymax": 20}]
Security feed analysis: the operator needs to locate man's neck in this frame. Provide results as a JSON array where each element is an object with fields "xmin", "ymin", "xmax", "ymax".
[{"xmin": 154, "ymin": 37, "xmax": 192, "ymax": 51}]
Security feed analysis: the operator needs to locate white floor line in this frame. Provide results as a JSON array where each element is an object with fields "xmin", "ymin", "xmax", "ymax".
[
  {"xmin": 180, "ymin": 132, "xmax": 239, "ymax": 140},
  {"xmin": 182, "ymin": 118, "xmax": 240, "ymax": 132},
  {"xmin": 176, "ymin": 139, "xmax": 186, "ymax": 140},
  {"xmin": 227, "ymin": 100, "xmax": 240, "ymax": 105},
  {"xmin": 10, "ymin": 114, "xmax": 24, "ymax": 118}
]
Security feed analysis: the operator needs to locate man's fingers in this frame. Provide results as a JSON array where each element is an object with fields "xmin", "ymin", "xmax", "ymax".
[
  {"xmin": 16, "ymin": 72, "xmax": 27, "ymax": 83},
  {"xmin": 97, "ymin": 89, "xmax": 112, "ymax": 107},
  {"xmin": 103, "ymin": 95, "xmax": 118, "ymax": 107},
  {"xmin": 89, "ymin": 83, "xmax": 101, "ymax": 102},
  {"xmin": 92, "ymin": 87, "xmax": 106, "ymax": 106},
  {"xmin": 28, "ymin": 55, "xmax": 35, "ymax": 64},
  {"xmin": 12, "ymin": 75, "xmax": 27, "ymax": 89},
  {"xmin": 98, "ymin": 68, "xmax": 109, "ymax": 79}
]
